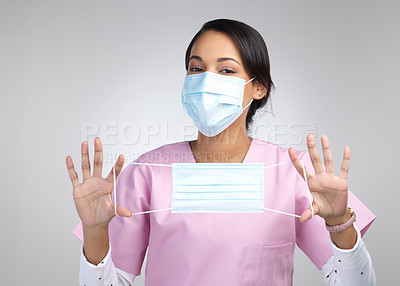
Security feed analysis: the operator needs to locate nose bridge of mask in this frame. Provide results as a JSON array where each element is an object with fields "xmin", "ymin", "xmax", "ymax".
[
  {"xmin": 183, "ymin": 73, "xmax": 255, "ymax": 111},
  {"xmin": 113, "ymin": 159, "xmax": 314, "ymax": 218},
  {"xmin": 182, "ymin": 72, "xmax": 247, "ymax": 106}
]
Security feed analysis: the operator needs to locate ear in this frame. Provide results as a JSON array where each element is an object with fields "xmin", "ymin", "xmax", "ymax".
[{"xmin": 252, "ymin": 80, "xmax": 268, "ymax": 100}]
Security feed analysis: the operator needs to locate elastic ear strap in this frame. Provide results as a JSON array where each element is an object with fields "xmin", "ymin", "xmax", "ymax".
[
  {"xmin": 263, "ymin": 160, "xmax": 291, "ymax": 169},
  {"xmin": 242, "ymin": 99, "xmax": 253, "ymax": 111},
  {"xmin": 244, "ymin": 77, "xmax": 255, "ymax": 85},
  {"xmin": 132, "ymin": 208, "xmax": 174, "ymax": 215},
  {"xmin": 300, "ymin": 160, "xmax": 314, "ymax": 218},
  {"xmin": 263, "ymin": 207, "xmax": 301, "ymax": 218},
  {"xmin": 114, "ymin": 162, "xmax": 174, "ymax": 216},
  {"xmin": 113, "ymin": 165, "xmax": 121, "ymax": 217}
]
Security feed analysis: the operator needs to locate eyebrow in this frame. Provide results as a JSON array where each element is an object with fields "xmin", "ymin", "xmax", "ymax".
[{"xmin": 188, "ymin": 55, "xmax": 241, "ymax": 66}]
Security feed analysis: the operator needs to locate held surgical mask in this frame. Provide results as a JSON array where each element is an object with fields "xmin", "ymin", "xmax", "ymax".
[
  {"xmin": 171, "ymin": 163, "xmax": 265, "ymax": 213},
  {"xmin": 181, "ymin": 72, "xmax": 254, "ymax": 137},
  {"xmin": 113, "ymin": 160, "xmax": 314, "ymax": 218}
]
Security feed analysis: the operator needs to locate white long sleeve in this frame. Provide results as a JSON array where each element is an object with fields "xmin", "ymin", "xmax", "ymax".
[
  {"xmin": 321, "ymin": 225, "xmax": 376, "ymax": 286},
  {"xmin": 79, "ymin": 243, "xmax": 136, "ymax": 286}
]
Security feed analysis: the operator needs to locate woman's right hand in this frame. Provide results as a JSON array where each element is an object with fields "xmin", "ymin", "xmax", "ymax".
[{"xmin": 66, "ymin": 137, "xmax": 132, "ymax": 230}]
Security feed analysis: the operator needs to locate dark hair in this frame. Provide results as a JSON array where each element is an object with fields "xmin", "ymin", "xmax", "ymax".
[{"xmin": 185, "ymin": 19, "xmax": 275, "ymax": 130}]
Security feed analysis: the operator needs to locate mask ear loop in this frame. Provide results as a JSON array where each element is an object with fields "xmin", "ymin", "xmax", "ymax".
[
  {"xmin": 260, "ymin": 160, "xmax": 299, "ymax": 218},
  {"xmin": 244, "ymin": 77, "xmax": 255, "ymax": 85},
  {"xmin": 300, "ymin": 160, "xmax": 314, "ymax": 218},
  {"xmin": 114, "ymin": 162, "xmax": 175, "ymax": 216},
  {"xmin": 260, "ymin": 160, "xmax": 314, "ymax": 219},
  {"xmin": 113, "ymin": 165, "xmax": 121, "ymax": 217},
  {"xmin": 242, "ymin": 99, "xmax": 253, "ymax": 111},
  {"xmin": 242, "ymin": 77, "xmax": 257, "ymax": 111}
]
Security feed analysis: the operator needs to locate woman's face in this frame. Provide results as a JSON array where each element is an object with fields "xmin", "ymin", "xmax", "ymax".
[{"xmin": 187, "ymin": 30, "xmax": 266, "ymax": 107}]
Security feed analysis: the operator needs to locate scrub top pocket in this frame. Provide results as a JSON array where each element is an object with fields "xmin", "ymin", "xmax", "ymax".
[{"xmin": 243, "ymin": 242, "xmax": 295, "ymax": 286}]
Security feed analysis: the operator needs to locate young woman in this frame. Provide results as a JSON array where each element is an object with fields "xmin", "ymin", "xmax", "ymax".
[{"xmin": 68, "ymin": 19, "xmax": 376, "ymax": 285}]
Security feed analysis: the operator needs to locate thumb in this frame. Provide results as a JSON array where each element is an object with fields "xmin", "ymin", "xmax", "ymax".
[
  {"xmin": 300, "ymin": 203, "xmax": 319, "ymax": 223},
  {"xmin": 114, "ymin": 205, "xmax": 132, "ymax": 218}
]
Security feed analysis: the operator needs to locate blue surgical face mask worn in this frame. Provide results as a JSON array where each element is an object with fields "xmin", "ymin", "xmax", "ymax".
[{"xmin": 181, "ymin": 71, "xmax": 255, "ymax": 137}]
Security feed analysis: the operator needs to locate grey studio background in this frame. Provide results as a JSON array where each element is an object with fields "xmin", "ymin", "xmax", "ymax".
[{"xmin": 1, "ymin": 0, "xmax": 399, "ymax": 285}]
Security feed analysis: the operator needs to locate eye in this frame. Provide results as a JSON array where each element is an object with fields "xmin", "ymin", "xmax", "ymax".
[
  {"xmin": 220, "ymin": 69, "xmax": 236, "ymax": 74},
  {"xmin": 189, "ymin": 67, "xmax": 203, "ymax": 72}
]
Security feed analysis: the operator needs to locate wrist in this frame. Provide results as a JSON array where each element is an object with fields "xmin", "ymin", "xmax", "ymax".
[
  {"xmin": 82, "ymin": 224, "xmax": 109, "ymax": 242},
  {"xmin": 82, "ymin": 224, "xmax": 110, "ymax": 265},
  {"xmin": 325, "ymin": 208, "xmax": 357, "ymax": 234},
  {"xmin": 82, "ymin": 223, "xmax": 109, "ymax": 233},
  {"xmin": 325, "ymin": 208, "xmax": 351, "ymax": 226}
]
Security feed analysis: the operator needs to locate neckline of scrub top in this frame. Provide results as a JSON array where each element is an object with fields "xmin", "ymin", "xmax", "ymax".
[{"xmin": 184, "ymin": 137, "xmax": 255, "ymax": 164}]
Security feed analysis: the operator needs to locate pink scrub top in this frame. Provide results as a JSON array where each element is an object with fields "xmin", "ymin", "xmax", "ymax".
[{"xmin": 72, "ymin": 138, "xmax": 375, "ymax": 286}]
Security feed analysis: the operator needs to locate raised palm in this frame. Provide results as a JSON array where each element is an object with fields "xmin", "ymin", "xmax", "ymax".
[
  {"xmin": 289, "ymin": 134, "xmax": 350, "ymax": 223},
  {"xmin": 66, "ymin": 137, "xmax": 131, "ymax": 229}
]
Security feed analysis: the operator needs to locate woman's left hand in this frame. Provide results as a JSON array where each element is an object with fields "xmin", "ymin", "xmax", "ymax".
[{"xmin": 288, "ymin": 133, "xmax": 350, "ymax": 224}]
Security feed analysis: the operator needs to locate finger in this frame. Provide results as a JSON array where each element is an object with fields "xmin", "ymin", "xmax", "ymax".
[
  {"xmin": 321, "ymin": 134, "xmax": 334, "ymax": 174},
  {"xmin": 110, "ymin": 205, "xmax": 132, "ymax": 218},
  {"xmin": 106, "ymin": 154, "xmax": 125, "ymax": 182},
  {"xmin": 300, "ymin": 203, "xmax": 320, "ymax": 223},
  {"xmin": 117, "ymin": 206, "xmax": 132, "ymax": 217},
  {"xmin": 92, "ymin": 137, "xmax": 103, "ymax": 177},
  {"xmin": 66, "ymin": 156, "xmax": 80, "ymax": 187},
  {"xmin": 288, "ymin": 147, "xmax": 312, "ymax": 181},
  {"xmin": 81, "ymin": 141, "xmax": 91, "ymax": 181},
  {"xmin": 339, "ymin": 145, "xmax": 351, "ymax": 179},
  {"xmin": 307, "ymin": 133, "xmax": 324, "ymax": 174}
]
